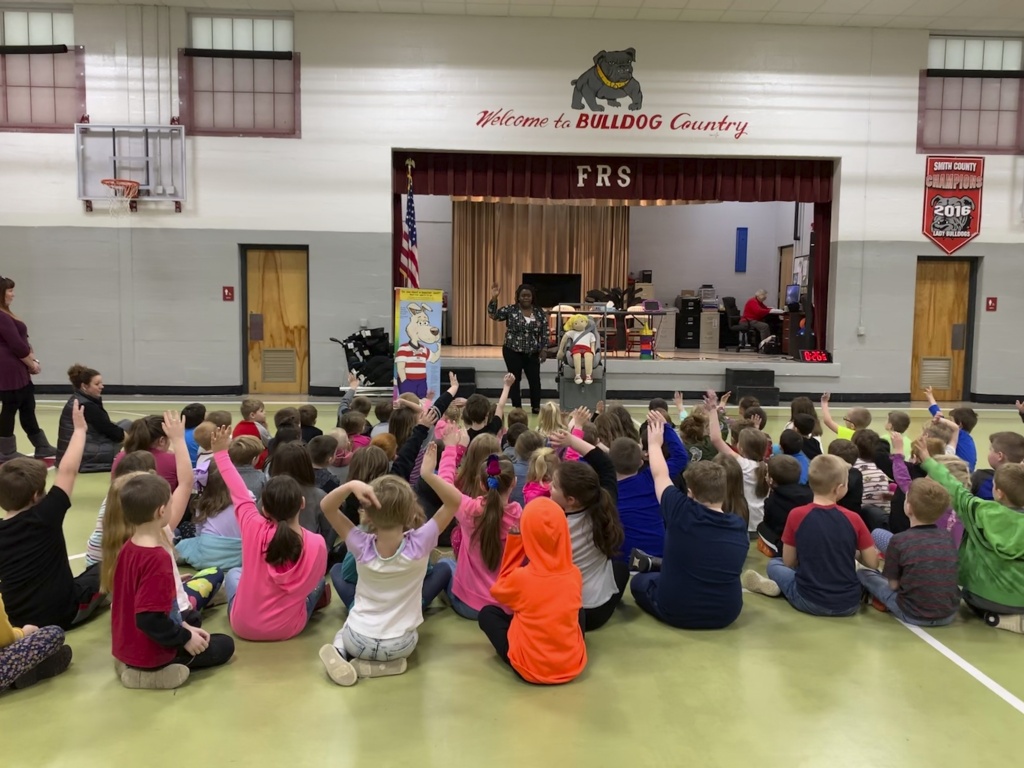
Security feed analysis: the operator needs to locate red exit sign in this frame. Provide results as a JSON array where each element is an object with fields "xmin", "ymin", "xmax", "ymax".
[
  {"xmin": 223, "ymin": 286, "xmax": 235, "ymax": 302},
  {"xmin": 986, "ymin": 297, "xmax": 997, "ymax": 312}
]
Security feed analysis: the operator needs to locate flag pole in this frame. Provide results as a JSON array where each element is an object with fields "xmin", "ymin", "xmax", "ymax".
[{"xmin": 403, "ymin": 159, "xmax": 416, "ymax": 288}]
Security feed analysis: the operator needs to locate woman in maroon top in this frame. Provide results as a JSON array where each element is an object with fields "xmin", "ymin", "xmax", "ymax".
[
  {"xmin": 740, "ymin": 289, "xmax": 778, "ymax": 350},
  {"xmin": 0, "ymin": 276, "xmax": 56, "ymax": 462}
]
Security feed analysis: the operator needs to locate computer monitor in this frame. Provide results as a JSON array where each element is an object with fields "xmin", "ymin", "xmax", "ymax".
[{"xmin": 785, "ymin": 284, "xmax": 800, "ymax": 307}]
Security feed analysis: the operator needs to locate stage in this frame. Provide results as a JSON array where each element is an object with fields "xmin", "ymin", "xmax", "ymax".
[{"xmin": 441, "ymin": 346, "xmax": 841, "ymax": 400}]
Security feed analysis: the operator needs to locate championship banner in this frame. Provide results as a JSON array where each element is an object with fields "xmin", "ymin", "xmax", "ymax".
[
  {"xmin": 394, "ymin": 288, "xmax": 443, "ymax": 399},
  {"xmin": 923, "ymin": 156, "xmax": 984, "ymax": 255}
]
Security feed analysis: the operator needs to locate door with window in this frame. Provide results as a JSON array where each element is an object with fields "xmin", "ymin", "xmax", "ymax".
[
  {"xmin": 244, "ymin": 248, "xmax": 309, "ymax": 394},
  {"xmin": 911, "ymin": 258, "xmax": 972, "ymax": 401}
]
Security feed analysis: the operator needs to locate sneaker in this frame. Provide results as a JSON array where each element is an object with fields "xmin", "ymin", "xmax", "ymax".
[
  {"xmin": 114, "ymin": 660, "xmax": 127, "ymax": 677},
  {"xmin": 584, "ymin": 375, "xmax": 593, "ymax": 385},
  {"xmin": 120, "ymin": 664, "xmax": 190, "ymax": 690},
  {"xmin": 758, "ymin": 335, "xmax": 776, "ymax": 350},
  {"xmin": 741, "ymin": 570, "xmax": 781, "ymax": 597},
  {"xmin": 629, "ymin": 548, "xmax": 654, "ymax": 573},
  {"xmin": 993, "ymin": 614, "xmax": 1024, "ymax": 634},
  {"xmin": 756, "ymin": 537, "xmax": 777, "ymax": 559},
  {"xmin": 352, "ymin": 658, "xmax": 408, "ymax": 679},
  {"xmin": 12, "ymin": 645, "xmax": 73, "ymax": 689},
  {"xmin": 319, "ymin": 644, "xmax": 358, "ymax": 687},
  {"xmin": 574, "ymin": 375, "xmax": 583, "ymax": 385}
]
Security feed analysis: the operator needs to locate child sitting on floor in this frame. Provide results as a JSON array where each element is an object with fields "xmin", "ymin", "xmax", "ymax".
[
  {"xmin": 175, "ymin": 461, "xmax": 243, "ymax": 571},
  {"xmin": 537, "ymin": 402, "xmax": 563, "ymax": 439},
  {"xmin": 112, "ymin": 472, "xmax": 235, "ymax": 689},
  {"xmin": 511, "ymin": 430, "xmax": 545, "ymax": 506},
  {"xmin": 0, "ymin": 402, "xmax": 106, "ymax": 630},
  {"xmin": 971, "ymin": 431, "xmax": 1024, "ymax": 502},
  {"xmin": 463, "ymin": 375, "xmax": 514, "ymax": 442},
  {"xmin": 709, "ymin": 419, "xmax": 769, "ymax": 531},
  {"xmin": 193, "ymin": 421, "xmax": 215, "ymax": 472},
  {"xmin": 820, "ymin": 393, "xmax": 871, "ymax": 439},
  {"xmin": 309, "ymin": 435, "xmax": 341, "ymax": 494},
  {"xmin": 828, "ymin": 439, "xmax": 864, "ymax": 517},
  {"xmin": 524, "ymin": 446, "xmax": 558, "ymax": 504},
  {"xmin": 792, "ymin": 414, "xmax": 821, "ymax": 460},
  {"xmin": 852, "ymin": 429, "xmax": 891, "ymax": 530},
  {"xmin": 229, "ymin": 435, "xmax": 266, "ymax": 502},
  {"xmin": 884, "ymin": 410, "xmax": 912, "ymax": 459},
  {"xmin": 300, "ymin": 405, "xmax": 323, "ymax": 444},
  {"xmin": 756, "ymin": 455, "xmax": 814, "ymax": 559},
  {"xmin": 317, "ymin": 445, "xmax": 458, "ymax": 687},
  {"xmin": 858, "ymin": 468, "xmax": 959, "ymax": 627},
  {"xmin": 371, "ymin": 433, "xmax": 398, "ymax": 462},
  {"xmin": 479, "ymin": 497, "xmax": 587, "ymax": 685},
  {"xmin": 743, "ymin": 454, "xmax": 878, "ymax": 617},
  {"xmin": 233, "ymin": 398, "xmax": 271, "ymax": 446},
  {"xmin": 85, "ymin": 450, "xmax": 156, "ymax": 568},
  {"xmin": 341, "ymin": 412, "xmax": 371, "ymax": 451},
  {"xmin": 0, "ymin": 595, "xmax": 72, "ymax": 693},
  {"xmin": 371, "ymin": 401, "xmax": 392, "ymax": 438},
  {"xmin": 613, "ymin": 419, "xmax": 688, "ymax": 559},
  {"xmin": 630, "ymin": 417, "xmax": 749, "ymax": 630},
  {"xmin": 115, "ymin": 416, "xmax": 179, "ymax": 490},
  {"xmin": 918, "ymin": 434, "xmax": 1024, "ymax": 633},
  {"xmin": 924, "ymin": 386, "xmax": 977, "ymax": 471},
  {"xmin": 212, "ymin": 427, "xmax": 329, "ymax": 642},
  {"xmin": 502, "ymin": 423, "xmax": 528, "ymax": 461},
  {"xmin": 774, "ymin": 429, "xmax": 810, "ymax": 485},
  {"xmin": 502, "ymin": 408, "xmax": 530, "ymax": 450},
  {"xmin": 181, "ymin": 402, "xmax": 206, "ymax": 467}
]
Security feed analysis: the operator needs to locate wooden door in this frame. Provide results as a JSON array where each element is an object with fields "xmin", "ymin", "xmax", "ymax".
[
  {"xmin": 245, "ymin": 249, "xmax": 309, "ymax": 394},
  {"xmin": 911, "ymin": 259, "xmax": 970, "ymax": 402},
  {"xmin": 778, "ymin": 245, "xmax": 794, "ymax": 306}
]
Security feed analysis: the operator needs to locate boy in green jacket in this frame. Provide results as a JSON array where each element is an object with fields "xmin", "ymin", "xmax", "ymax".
[{"xmin": 915, "ymin": 435, "xmax": 1024, "ymax": 633}]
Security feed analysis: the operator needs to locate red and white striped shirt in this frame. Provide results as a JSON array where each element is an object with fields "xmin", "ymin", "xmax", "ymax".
[{"xmin": 396, "ymin": 343, "xmax": 430, "ymax": 379}]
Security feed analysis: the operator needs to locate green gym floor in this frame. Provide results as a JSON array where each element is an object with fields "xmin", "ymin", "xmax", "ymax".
[{"xmin": 3, "ymin": 398, "xmax": 1024, "ymax": 768}]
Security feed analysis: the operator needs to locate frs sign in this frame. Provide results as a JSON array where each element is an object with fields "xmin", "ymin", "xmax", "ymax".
[{"xmin": 923, "ymin": 156, "xmax": 984, "ymax": 255}]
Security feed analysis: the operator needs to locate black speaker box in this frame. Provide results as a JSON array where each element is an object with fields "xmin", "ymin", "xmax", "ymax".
[{"xmin": 724, "ymin": 368, "xmax": 776, "ymax": 390}]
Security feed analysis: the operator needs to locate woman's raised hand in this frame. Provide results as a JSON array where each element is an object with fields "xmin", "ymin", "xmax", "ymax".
[{"xmin": 490, "ymin": 283, "xmax": 500, "ymax": 298}]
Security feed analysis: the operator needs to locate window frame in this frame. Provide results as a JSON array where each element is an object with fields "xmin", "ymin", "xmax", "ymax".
[
  {"xmin": 916, "ymin": 69, "xmax": 1024, "ymax": 155},
  {"xmin": 177, "ymin": 48, "xmax": 302, "ymax": 139},
  {"xmin": 0, "ymin": 44, "xmax": 86, "ymax": 134}
]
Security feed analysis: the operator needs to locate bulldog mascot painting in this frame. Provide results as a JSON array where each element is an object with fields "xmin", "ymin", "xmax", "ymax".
[{"xmin": 395, "ymin": 301, "xmax": 442, "ymax": 398}]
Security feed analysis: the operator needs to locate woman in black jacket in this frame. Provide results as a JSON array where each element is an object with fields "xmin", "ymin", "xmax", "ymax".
[{"xmin": 55, "ymin": 364, "xmax": 128, "ymax": 473}]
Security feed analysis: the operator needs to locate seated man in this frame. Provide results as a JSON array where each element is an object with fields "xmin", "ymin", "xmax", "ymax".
[{"xmin": 741, "ymin": 290, "xmax": 780, "ymax": 350}]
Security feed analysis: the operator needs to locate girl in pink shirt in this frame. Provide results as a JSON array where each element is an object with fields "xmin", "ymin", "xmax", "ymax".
[
  {"xmin": 212, "ymin": 429, "xmax": 328, "ymax": 642},
  {"xmin": 112, "ymin": 416, "xmax": 179, "ymax": 491},
  {"xmin": 426, "ymin": 449, "xmax": 520, "ymax": 621},
  {"xmin": 523, "ymin": 447, "xmax": 557, "ymax": 503}
]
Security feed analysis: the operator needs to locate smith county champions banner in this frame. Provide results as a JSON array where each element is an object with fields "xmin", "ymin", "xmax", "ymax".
[
  {"xmin": 922, "ymin": 156, "xmax": 984, "ymax": 255},
  {"xmin": 394, "ymin": 288, "xmax": 443, "ymax": 399}
]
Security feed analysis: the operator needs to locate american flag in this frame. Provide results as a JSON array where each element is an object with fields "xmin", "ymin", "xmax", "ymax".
[{"xmin": 399, "ymin": 172, "xmax": 420, "ymax": 288}]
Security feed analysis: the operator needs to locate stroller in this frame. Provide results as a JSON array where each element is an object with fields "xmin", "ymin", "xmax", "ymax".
[{"xmin": 553, "ymin": 308, "xmax": 607, "ymax": 413}]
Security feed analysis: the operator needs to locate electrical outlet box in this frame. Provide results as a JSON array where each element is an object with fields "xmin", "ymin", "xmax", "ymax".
[{"xmin": 856, "ymin": 325, "xmax": 866, "ymax": 337}]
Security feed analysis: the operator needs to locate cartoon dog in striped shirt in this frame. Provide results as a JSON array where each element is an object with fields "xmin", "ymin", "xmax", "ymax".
[{"xmin": 396, "ymin": 303, "xmax": 442, "ymax": 398}]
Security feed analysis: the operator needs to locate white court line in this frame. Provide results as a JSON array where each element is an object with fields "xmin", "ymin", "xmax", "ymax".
[
  {"xmin": 902, "ymin": 622, "xmax": 1024, "ymax": 716},
  {"xmin": 68, "ymin": 553, "xmax": 86, "ymax": 561}
]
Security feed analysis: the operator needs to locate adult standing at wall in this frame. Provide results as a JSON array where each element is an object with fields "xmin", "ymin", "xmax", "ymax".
[
  {"xmin": 741, "ymin": 289, "xmax": 780, "ymax": 351},
  {"xmin": 0, "ymin": 276, "xmax": 56, "ymax": 463},
  {"xmin": 56, "ymin": 364, "xmax": 128, "ymax": 473},
  {"xmin": 487, "ymin": 283, "xmax": 548, "ymax": 414}
]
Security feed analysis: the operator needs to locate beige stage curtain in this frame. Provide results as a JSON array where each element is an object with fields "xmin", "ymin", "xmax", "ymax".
[{"xmin": 452, "ymin": 201, "xmax": 630, "ymax": 346}]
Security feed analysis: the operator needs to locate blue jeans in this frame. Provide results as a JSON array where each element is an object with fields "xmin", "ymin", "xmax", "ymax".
[
  {"xmin": 226, "ymin": 566, "xmax": 325, "ymax": 620},
  {"xmin": 858, "ymin": 569, "xmax": 956, "ymax": 627},
  {"xmin": 329, "ymin": 561, "xmax": 453, "ymax": 610},
  {"xmin": 438, "ymin": 558, "xmax": 479, "ymax": 620},
  {"xmin": 766, "ymin": 559, "xmax": 859, "ymax": 617},
  {"xmin": 335, "ymin": 623, "xmax": 418, "ymax": 661}
]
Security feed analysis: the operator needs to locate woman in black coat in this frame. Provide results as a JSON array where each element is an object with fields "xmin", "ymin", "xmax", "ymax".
[{"xmin": 56, "ymin": 364, "xmax": 128, "ymax": 473}]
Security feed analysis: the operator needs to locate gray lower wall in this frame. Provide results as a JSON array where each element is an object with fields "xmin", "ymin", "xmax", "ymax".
[
  {"xmin": 5, "ymin": 226, "xmax": 1020, "ymax": 397},
  {"xmin": 5, "ymin": 227, "xmax": 391, "ymax": 390}
]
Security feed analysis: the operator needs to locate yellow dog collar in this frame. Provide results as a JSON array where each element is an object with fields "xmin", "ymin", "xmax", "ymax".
[{"xmin": 596, "ymin": 64, "xmax": 629, "ymax": 90}]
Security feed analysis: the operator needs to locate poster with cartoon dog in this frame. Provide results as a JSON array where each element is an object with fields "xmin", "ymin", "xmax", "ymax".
[{"xmin": 394, "ymin": 288, "xmax": 443, "ymax": 398}]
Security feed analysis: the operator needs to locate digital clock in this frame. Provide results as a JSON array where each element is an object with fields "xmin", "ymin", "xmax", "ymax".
[{"xmin": 799, "ymin": 350, "xmax": 833, "ymax": 363}]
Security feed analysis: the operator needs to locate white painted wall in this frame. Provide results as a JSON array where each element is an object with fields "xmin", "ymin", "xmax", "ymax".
[{"xmin": 1, "ymin": 10, "xmax": 1021, "ymax": 394}]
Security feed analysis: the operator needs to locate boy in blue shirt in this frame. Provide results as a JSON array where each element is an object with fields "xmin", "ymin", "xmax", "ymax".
[
  {"xmin": 630, "ymin": 417, "xmax": 748, "ymax": 629},
  {"xmin": 924, "ymin": 387, "xmax": 977, "ymax": 472},
  {"xmin": 773, "ymin": 429, "xmax": 809, "ymax": 485},
  {"xmin": 743, "ymin": 454, "xmax": 878, "ymax": 617},
  {"xmin": 181, "ymin": 403, "xmax": 206, "ymax": 467}
]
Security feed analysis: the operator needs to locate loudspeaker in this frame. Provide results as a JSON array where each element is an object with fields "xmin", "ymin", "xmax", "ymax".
[
  {"xmin": 724, "ymin": 368, "xmax": 776, "ymax": 390},
  {"xmin": 733, "ymin": 385, "xmax": 780, "ymax": 407},
  {"xmin": 441, "ymin": 367, "xmax": 476, "ymax": 396}
]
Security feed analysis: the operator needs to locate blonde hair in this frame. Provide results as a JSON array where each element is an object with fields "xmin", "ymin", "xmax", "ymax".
[
  {"xmin": 99, "ymin": 471, "xmax": 149, "ymax": 592},
  {"xmin": 526, "ymin": 447, "xmax": 558, "ymax": 485},
  {"xmin": 193, "ymin": 421, "xmax": 215, "ymax": 451},
  {"xmin": 363, "ymin": 475, "xmax": 418, "ymax": 530},
  {"xmin": 807, "ymin": 455, "xmax": 849, "ymax": 496},
  {"xmin": 537, "ymin": 403, "xmax": 562, "ymax": 436},
  {"xmin": 933, "ymin": 455, "xmax": 969, "ymax": 488}
]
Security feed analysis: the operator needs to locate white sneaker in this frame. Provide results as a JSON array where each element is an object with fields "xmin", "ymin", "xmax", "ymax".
[
  {"xmin": 741, "ymin": 569, "xmax": 781, "ymax": 597},
  {"xmin": 319, "ymin": 644, "xmax": 358, "ymax": 687},
  {"xmin": 574, "ymin": 375, "xmax": 583, "ymax": 385},
  {"xmin": 353, "ymin": 658, "xmax": 408, "ymax": 679},
  {"xmin": 994, "ymin": 614, "xmax": 1024, "ymax": 634},
  {"xmin": 758, "ymin": 335, "xmax": 776, "ymax": 350}
]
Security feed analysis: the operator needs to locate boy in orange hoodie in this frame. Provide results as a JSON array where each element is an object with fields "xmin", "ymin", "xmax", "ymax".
[{"xmin": 478, "ymin": 497, "xmax": 587, "ymax": 685}]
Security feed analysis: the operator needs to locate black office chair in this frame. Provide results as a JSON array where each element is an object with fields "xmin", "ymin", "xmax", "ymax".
[{"xmin": 721, "ymin": 296, "xmax": 755, "ymax": 352}]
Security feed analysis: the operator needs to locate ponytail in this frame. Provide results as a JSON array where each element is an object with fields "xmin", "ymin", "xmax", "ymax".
[
  {"xmin": 472, "ymin": 455, "xmax": 514, "ymax": 571},
  {"xmin": 738, "ymin": 428, "xmax": 770, "ymax": 498},
  {"xmin": 754, "ymin": 461, "xmax": 770, "ymax": 498},
  {"xmin": 526, "ymin": 447, "xmax": 557, "ymax": 484},
  {"xmin": 554, "ymin": 461, "xmax": 624, "ymax": 559},
  {"xmin": 265, "ymin": 519, "xmax": 303, "ymax": 567},
  {"xmin": 713, "ymin": 453, "xmax": 750, "ymax": 525},
  {"xmin": 260, "ymin": 475, "xmax": 305, "ymax": 566}
]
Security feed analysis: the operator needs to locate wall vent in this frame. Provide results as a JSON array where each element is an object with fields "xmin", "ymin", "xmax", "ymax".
[
  {"xmin": 919, "ymin": 357, "xmax": 952, "ymax": 390},
  {"xmin": 261, "ymin": 349, "xmax": 297, "ymax": 383}
]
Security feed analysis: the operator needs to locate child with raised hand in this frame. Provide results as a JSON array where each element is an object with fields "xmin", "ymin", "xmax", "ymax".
[
  {"xmin": 742, "ymin": 454, "xmax": 878, "ymax": 617},
  {"xmin": 924, "ymin": 386, "xmax": 977, "ymax": 471},
  {"xmin": 175, "ymin": 460, "xmax": 243, "ymax": 571},
  {"xmin": 211, "ymin": 426, "xmax": 328, "ymax": 642},
  {"xmin": 614, "ymin": 410, "xmax": 689, "ymax": 558},
  {"xmin": 915, "ymin": 433, "xmax": 1024, "ymax": 633},
  {"xmin": 102, "ymin": 413, "xmax": 224, "ymax": 617},
  {"xmin": 0, "ymin": 401, "xmax": 107, "ymax": 630},
  {"xmin": 479, "ymin": 497, "xmax": 587, "ymax": 685},
  {"xmin": 112, "ymin": 471, "xmax": 235, "ymax": 690},
  {"xmin": 463, "ymin": 373, "xmax": 514, "ymax": 442},
  {"xmin": 708, "ymin": 413, "xmax": 769, "ymax": 531},
  {"xmin": 630, "ymin": 416, "xmax": 749, "ymax": 630},
  {"xmin": 0, "ymin": 595, "xmax": 72, "ymax": 693},
  {"xmin": 428, "ymin": 448, "xmax": 521, "ymax": 620},
  {"xmin": 317, "ymin": 444, "xmax": 458, "ymax": 687},
  {"xmin": 857, "ymin": 468, "xmax": 959, "ymax": 627},
  {"xmin": 547, "ymin": 427, "xmax": 627, "ymax": 631},
  {"xmin": 819, "ymin": 392, "xmax": 871, "ymax": 439}
]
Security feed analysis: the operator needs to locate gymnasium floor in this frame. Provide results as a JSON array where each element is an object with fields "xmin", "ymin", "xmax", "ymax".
[{"xmin": 3, "ymin": 398, "xmax": 1024, "ymax": 768}]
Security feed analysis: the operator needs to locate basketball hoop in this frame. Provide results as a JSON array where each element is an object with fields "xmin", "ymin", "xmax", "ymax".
[{"xmin": 100, "ymin": 178, "xmax": 139, "ymax": 217}]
